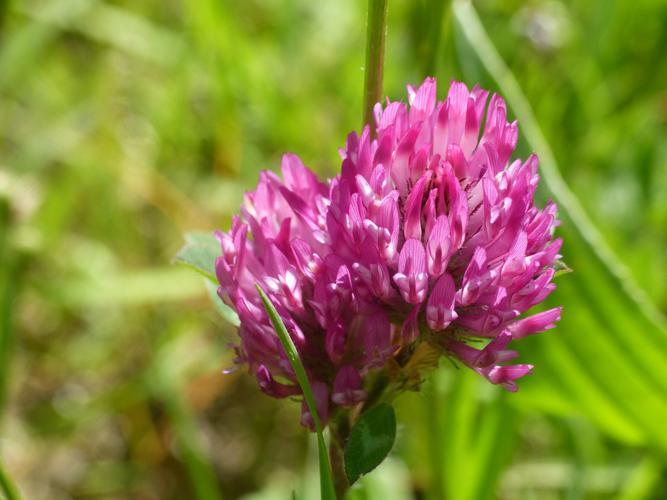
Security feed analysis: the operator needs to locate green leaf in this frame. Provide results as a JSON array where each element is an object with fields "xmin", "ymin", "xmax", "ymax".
[
  {"xmin": 204, "ymin": 279, "xmax": 240, "ymax": 327},
  {"xmin": 174, "ymin": 232, "xmax": 239, "ymax": 326},
  {"xmin": 344, "ymin": 403, "xmax": 397, "ymax": 485},
  {"xmin": 255, "ymin": 284, "xmax": 336, "ymax": 500},
  {"xmin": 174, "ymin": 232, "xmax": 219, "ymax": 282}
]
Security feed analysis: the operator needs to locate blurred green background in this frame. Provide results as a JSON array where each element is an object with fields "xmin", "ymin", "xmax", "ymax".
[{"xmin": 2, "ymin": 0, "xmax": 667, "ymax": 498}]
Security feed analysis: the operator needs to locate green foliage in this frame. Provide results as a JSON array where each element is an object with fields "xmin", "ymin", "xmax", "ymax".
[
  {"xmin": 176, "ymin": 232, "xmax": 239, "ymax": 325},
  {"xmin": 0, "ymin": 462, "xmax": 21, "ymax": 500},
  {"xmin": 2, "ymin": 0, "xmax": 667, "ymax": 498},
  {"xmin": 397, "ymin": 368, "xmax": 517, "ymax": 500},
  {"xmin": 174, "ymin": 232, "xmax": 220, "ymax": 283},
  {"xmin": 344, "ymin": 403, "xmax": 397, "ymax": 485},
  {"xmin": 453, "ymin": 0, "xmax": 667, "ymax": 454}
]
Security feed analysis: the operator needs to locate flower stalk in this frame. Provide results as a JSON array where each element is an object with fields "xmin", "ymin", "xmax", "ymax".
[
  {"xmin": 362, "ymin": 0, "xmax": 388, "ymax": 131},
  {"xmin": 328, "ymin": 416, "xmax": 352, "ymax": 499}
]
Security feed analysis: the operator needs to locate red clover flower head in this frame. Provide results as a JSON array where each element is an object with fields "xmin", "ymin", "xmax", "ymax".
[{"xmin": 215, "ymin": 78, "xmax": 562, "ymax": 429}]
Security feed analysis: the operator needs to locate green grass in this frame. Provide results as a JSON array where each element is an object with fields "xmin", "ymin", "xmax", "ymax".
[{"xmin": 1, "ymin": 0, "xmax": 667, "ymax": 498}]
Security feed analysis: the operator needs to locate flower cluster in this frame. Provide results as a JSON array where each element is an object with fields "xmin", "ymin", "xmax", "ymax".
[{"xmin": 215, "ymin": 78, "xmax": 561, "ymax": 429}]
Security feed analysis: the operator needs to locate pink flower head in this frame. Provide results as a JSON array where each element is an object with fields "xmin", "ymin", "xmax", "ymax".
[
  {"xmin": 215, "ymin": 78, "xmax": 562, "ymax": 428},
  {"xmin": 328, "ymin": 77, "xmax": 561, "ymax": 388}
]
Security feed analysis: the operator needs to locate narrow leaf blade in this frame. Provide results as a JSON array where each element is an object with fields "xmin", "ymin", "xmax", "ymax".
[
  {"xmin": 0, "ymin": 461, "xmax": 21, "ymax": 500},
  {"xmin": 255, "ymin": 285, "xmax": 336, "ymax": 500}
]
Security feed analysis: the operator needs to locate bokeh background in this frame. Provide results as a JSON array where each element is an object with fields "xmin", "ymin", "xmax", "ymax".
[{"xmin": 2, "ymin": 0, "xmax": 667, "ymax": 498}]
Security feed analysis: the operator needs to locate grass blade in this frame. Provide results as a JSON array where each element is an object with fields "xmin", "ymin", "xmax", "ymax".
[
  {"xmin": 0, "ymin": 461, "xmax": 21, "ymax": 500},
  {"xmin": 452, "ymin": 0, "xmax": 667, "ymax": 450},
  {"xmin": 452, "ymin": 0, "xmax": 667, "ymax": 334},
  {"xmin": 618, "ymin": 455, "xmax": 662, "ymax": 500},
  {"xmin": 163, "ymin": 394, "xmax": 225, "ymax": 500},
  {"xmin": 418, "ymin": 368, "xmax": 516, "ymax": 500},
  {"xmin": 420, "ymin": 0, "xmax": 451, "ymax": 77},
  {"xmin": 256, "ymin": 285, "xmax": 336, "ymax": 500}
]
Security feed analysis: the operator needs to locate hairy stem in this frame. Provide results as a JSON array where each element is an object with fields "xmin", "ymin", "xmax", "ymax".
[
  {"xmin": 327, "ymin": 3, "xmax": 390, "ymax": 497},
  {"xmin": 328, "ymin": 416, "xmax": 351, "ymax": 499},
  {"xmin": 362, "ymin": 0, "xmax": 389, "ymax": 132}
]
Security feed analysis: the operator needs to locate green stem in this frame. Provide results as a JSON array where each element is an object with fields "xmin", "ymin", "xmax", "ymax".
[
  {"xmin": 328, "ymin": 417, "xmax": 351, "ymax": 499},
  {"xmin": 362, "ymin": 0, "xmax": 389, "ymax": 131}
]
